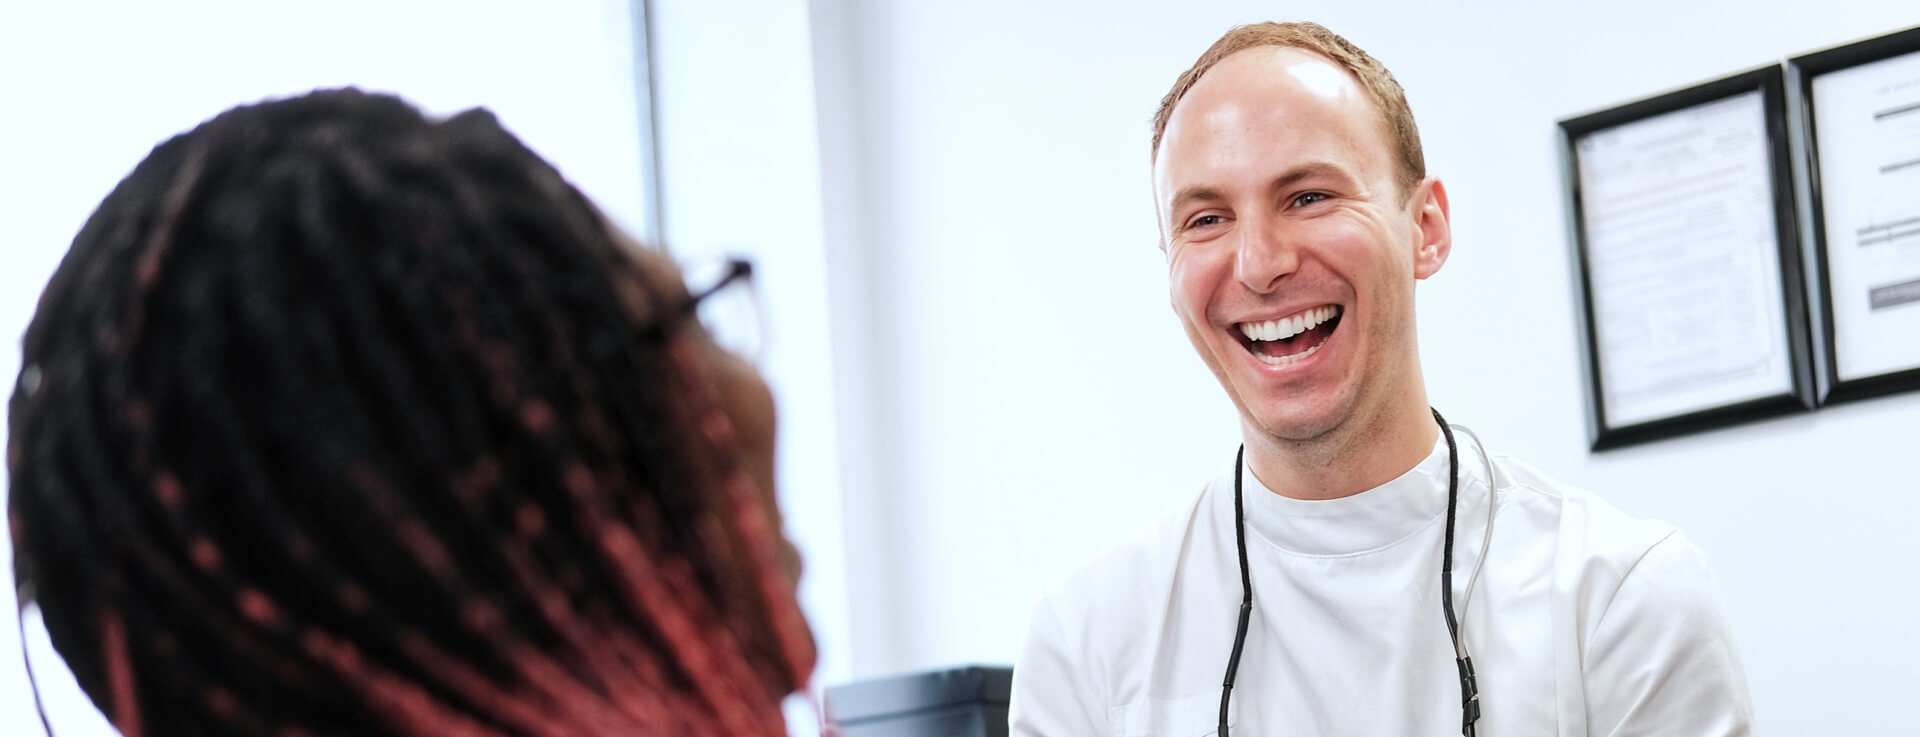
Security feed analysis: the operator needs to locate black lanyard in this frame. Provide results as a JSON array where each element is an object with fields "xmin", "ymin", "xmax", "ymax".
[{"xmin": 1219, "ymin": 407, "xmax": 1482, "ymax": 736}]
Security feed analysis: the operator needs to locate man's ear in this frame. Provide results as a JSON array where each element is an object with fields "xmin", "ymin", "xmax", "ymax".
[{"xmin": 1412, "ymin": 176, "xmax": 1451, "ymax": 280}]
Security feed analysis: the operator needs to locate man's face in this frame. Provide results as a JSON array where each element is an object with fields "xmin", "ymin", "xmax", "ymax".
[{"xmin": 1153, "ymin": 46, "xmax": 1449, "ymax": 446}]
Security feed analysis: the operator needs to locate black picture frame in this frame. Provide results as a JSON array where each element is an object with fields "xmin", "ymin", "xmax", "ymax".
[
  {"xmin": 1558, "ymin": 66, "xmax": 1816, "ymax": 451},
  {"xmin": 1789, "ymin": 26, "xmax": 1920, "ymax": 406}
]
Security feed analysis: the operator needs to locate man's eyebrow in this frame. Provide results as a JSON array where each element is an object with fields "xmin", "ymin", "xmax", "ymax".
[
  {"xmin": 1270, "ymin": 162, "xmax": 1349, "ymax": 192},
  {"xmin": 1167, "ymin": 162, "xmax": 1357, "ymax": 220},
  {"xmin": 1167, "ymin": 186, "xmax": 1225, "ymax": 219}
]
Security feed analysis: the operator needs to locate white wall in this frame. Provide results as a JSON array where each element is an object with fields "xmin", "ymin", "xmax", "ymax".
[
  {"xmin": 814, "ymin": 1, "xmax": 1920, "ymax": 734},
  {"xmin": 644, "ymin": 0, "xmax": 859, "ymax": 726},
  {"xmin": 0, "ymin": 2, "xmax": 656, "ymax": 733}
]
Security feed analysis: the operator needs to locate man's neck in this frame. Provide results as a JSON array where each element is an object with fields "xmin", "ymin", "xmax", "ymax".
[{"xmin": 1243, "ymin": 403, "xmax": 1441, "ymax": 501}]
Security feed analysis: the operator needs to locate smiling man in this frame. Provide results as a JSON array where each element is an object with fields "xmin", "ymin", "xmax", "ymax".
[{"xmin": 1009, "ymin": 22, "xmax": 1753, "ymax": 737}]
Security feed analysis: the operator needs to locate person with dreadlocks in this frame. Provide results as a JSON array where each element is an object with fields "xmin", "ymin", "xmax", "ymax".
[{"xmin": 7, "ymin": 88, "xmax": 815, "ymax": 737}]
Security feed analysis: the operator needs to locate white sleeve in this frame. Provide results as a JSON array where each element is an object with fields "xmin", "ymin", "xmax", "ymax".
[
  {"xmin": 1009, "ymin": 591, "xmax": 1104, "ymax": 737},
  {"xmin": 1583, "ymin": 532, "xmax": 1754, "ymax": 737}
]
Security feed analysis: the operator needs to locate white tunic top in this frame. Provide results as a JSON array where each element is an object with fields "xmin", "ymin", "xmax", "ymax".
[{"xmin": 1010, "ymin": 432, "xmax": 1752, "ymax": 737}]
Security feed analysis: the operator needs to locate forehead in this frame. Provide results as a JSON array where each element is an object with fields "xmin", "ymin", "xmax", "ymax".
[
  {"xmin": 610, "ymin": 230, "xmax": 680, "ymax": 287},
  {"xmin": 1152, "ymin": 47, "xmax": 1388, "ymax": 195}
]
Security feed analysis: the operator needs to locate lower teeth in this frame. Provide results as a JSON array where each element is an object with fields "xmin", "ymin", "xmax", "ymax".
[{"xmin": 1256, "ymin": 342, "xmax": 1321, "ymax": 366}]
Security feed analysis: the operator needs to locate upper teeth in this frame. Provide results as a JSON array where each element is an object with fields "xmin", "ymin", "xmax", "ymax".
[{"xmin": 1239, "ymin": 306, "xmax": 1339, "ymax": 342}]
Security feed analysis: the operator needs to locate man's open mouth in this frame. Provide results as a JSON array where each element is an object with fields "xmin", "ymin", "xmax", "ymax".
[{"xmin": 1236, "ymin": 305, "xmax": 1342, "ymax": 366}]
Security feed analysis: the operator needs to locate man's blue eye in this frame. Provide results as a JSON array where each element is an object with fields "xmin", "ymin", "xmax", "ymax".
[{"xmin": 1295, "ymin": 192, "xmax": 1329, "ymax": 206}]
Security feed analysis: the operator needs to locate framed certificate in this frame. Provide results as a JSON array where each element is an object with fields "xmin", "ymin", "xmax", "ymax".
[
  {"xmin": 1791, "ymin": 26, "xmax": 1920, "ymax": 405},
  {"xmin": 1559, "ymin": 66, "xmax": 1816, "ymax": 451}
]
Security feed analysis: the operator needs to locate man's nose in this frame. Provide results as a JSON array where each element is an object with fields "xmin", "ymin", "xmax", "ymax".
[{"xmin": 1233, "ymin": 214, "xmax": 1298, "ymax": 294}]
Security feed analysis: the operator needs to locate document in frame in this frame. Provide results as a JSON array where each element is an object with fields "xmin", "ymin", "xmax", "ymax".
[
  {"xmin": 1573, "ymin": 91, "xmax": 1797, "ymax": 429},
  {"xmin": 1809, "ymin": 44, "xmax": 1920, "ymax": 384}
]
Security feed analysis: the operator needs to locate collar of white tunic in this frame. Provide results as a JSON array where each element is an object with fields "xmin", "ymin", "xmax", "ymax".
[{"xmin": 1239, "ymin": 434, "xmax": 1477, "ymax": 557}]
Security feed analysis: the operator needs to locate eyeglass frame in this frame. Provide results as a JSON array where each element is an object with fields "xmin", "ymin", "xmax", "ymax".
[{"xmin": 641, "ymin": 256, "xmax": 763, "ymax": 363}]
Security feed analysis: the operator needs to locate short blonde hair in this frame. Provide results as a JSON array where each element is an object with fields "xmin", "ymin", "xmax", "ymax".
[{"xmin": 1150, "ymin": 21, "xmax": 1426, "ymax": 198}]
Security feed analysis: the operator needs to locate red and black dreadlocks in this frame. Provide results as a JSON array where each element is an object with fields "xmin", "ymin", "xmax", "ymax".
[{"xmin": 7, "ymin": 89, "xmax": 812, "ymax": 737}]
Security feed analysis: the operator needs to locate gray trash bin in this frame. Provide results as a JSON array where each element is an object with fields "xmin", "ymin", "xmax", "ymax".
[{"xmin": 824, "ymin": 665, "xmax": 1012, "ymax": 737}]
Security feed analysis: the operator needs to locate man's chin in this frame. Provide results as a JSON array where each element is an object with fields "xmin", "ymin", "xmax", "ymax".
[{"xmin": 1240, "ymin": 402, "xmax": 1347, "ymax": 445}]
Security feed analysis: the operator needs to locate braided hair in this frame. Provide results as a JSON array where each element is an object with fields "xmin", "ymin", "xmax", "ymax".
[{"xmin": 7, "ymin": 89, "xmax": 812, "ymax": 737}]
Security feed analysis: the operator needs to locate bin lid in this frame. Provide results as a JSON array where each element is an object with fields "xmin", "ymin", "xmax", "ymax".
[{"xmin": 824, "ymin": 665, "xmax": 1013, "ymax": 724}]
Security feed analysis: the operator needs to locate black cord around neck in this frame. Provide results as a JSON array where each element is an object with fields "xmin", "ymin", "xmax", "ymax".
[
  {"xmin": 1220, "ymin": 444, "xmax": 1253, "ymax": 736},
  {"xmin": 1432, "ymin": 407, "xmax": 1481, "ymax": 736},
  {"xmin": 1436, "ymin": 407, "xmax": 1463, "ymax": 645},
  {"xmin": 18, "ymin": 597, "xmax": 56, "ymax": 737},
  {"xmin": 1220, "ymin": 409, "xmax": 1480, "ymax": 737}
]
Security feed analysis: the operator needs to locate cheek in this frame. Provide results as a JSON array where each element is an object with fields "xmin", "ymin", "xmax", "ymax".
[
  {"xmin": 699, "ymin": 346, "xmax": 781, "ymax": 526},
  {"xmin": 1168, "ymin": 247, "xmax": 1226, "ymax": 322},
  {"xmin": 709, "ymin": 352, "xmax": 776, "ymax": 453},
  {"xmin": 730, "ymin": 380, "xmax": 776, "ymax": 456}
]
